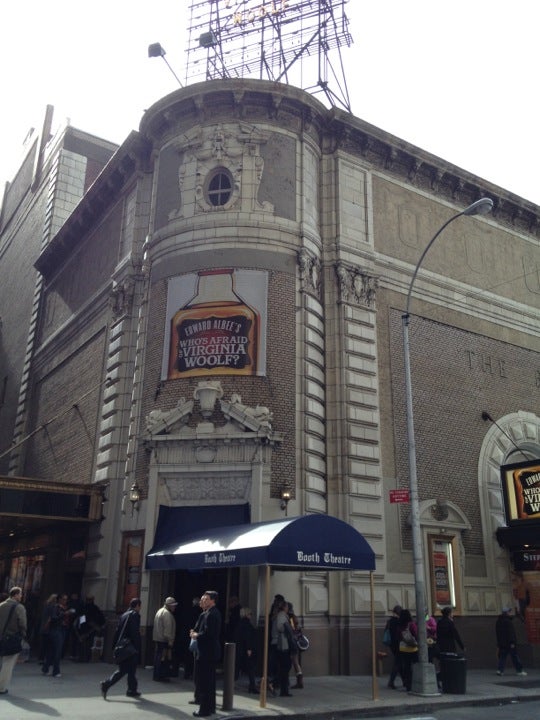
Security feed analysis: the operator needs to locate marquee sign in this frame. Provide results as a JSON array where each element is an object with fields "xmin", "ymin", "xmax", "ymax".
[{"xmin": 501, "ymin": 459, "xmax": 540, "ymax": 525}]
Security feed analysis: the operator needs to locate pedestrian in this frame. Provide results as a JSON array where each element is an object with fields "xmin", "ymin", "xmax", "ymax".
[
  {"xmin": 425, "ymin": 609, "xmax": 438, "ymax": 663},
  {"xmin": 0, "ymin": 586, "xmax": 27, "ymax": 695},
  {"xmin": 101, "ymin": 598, "xmax": 142, "ymax": 699},
  {"xmin": 188, "ymin": 598, "xmax": 205, "ymax": 706},
  {"xmin": 495, "ymin": 607, "xmax": 527, "ymax": 676},
  {"xmin": 275, "ymin": 598, "xmax": 293, "ymax": 697},
  {"xmin": 287, "ymin": 602, "xmax": 304, "ymax": 689},
  {"xmin": 397, "ymin": 608, "xmax": 418, "ymax": 692},
  {"xmin": 436, "ymin": 606, "xmax": 464, "ymax": 654},
  {"xmin": 190, "ymin": 590, "xmax": 222, "ymax": 717},
  {"xmin": 184, "ymin": 596, "xmax": 201, "ymax": 680},
  {"xmin": 225, "ymin": 595, "xmax": 241, "ymax": 643},
  {"xmin": 67, "ymin": 592, "xmax": 84, "ymax": 660},
  {"xmin": 57, "ymin": 593, "xmax": 75, "ymax": 658},
  {"xmin": 152, "ymin": 596, "xmax": 177, "ymax": 682},
  {"xmin": 234, "ymin": 606, "xmax": 258, "ymax": 693},
  {"xmin": 41, "ymin": 593, "xmax": 65, "ymax": 677},
  {"xmin": 267, "ymin": 593, "xmax": 284, "ymax": 695},
  {"xmin": 77, "ymin": 595, "xmax": 106, "ymax": 662},
  {"xmin": 384, "ymin": 604, "xmax": 403, "ymax": 689}
]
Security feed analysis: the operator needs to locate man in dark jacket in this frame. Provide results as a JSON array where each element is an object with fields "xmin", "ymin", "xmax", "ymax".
[
  {"xmin": 101, "ymin": 598, "xmax": 142, "ymax": 699},
  {"xmin": 495, "ymin": 607, "xmax": 527, "ymax": 676},
  {"xmin": 190, "ymin": 590, "xmax": 222, "ymax": 717},
  {"xmin": 0, "ymin": 587, "xmax": 27, "ymax": 694},
  {"xmin": 437, "ymin": 606, "xmax": 465, "ymax": 654}
]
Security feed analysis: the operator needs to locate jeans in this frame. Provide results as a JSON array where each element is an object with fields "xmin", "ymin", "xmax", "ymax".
[{"xmin": 497, "ymin": 645, "xmax": 523, "ymax": 673}]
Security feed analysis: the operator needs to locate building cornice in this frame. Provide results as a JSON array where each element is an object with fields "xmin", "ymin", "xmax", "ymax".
[{"xmin": 35, "ymin": 80, "xmax": 540, "ymax": 278}]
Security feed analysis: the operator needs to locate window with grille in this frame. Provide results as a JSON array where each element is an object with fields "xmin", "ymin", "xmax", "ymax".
[{"xmin": 206, "ymin": 168, "xmax": 233, "ymax": 207}]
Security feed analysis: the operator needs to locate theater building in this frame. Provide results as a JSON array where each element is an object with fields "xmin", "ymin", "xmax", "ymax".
[{"xmin": 0, "ymin": 78, "xmax": 539, "ymax": 671}]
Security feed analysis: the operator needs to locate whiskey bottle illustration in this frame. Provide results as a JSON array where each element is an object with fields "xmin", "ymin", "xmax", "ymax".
[
  {"xmin": 513, "ymin": 466, "xmax": 540, "ymax": 519},
  {"xmin": 168, "ymin": 269, "xmax": 259, "ymax": 378}
]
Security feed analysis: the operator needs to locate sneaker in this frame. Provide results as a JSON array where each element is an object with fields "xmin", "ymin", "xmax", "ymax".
[
  {"xmin": 496, "ymin": 671, "xmax": 503, "ymax": 676},
  {"xmin": 53, "ymin": 674, "xmax": 62, "ymax": 678},
  {"xmin": 517, "ymin": 671, "xmax": 528, "ymax": 676},
  {"xmin": 126, "ymin": 690, "xmax": 141, "ymax": 697},
  {"xmin": 100, "ymin": 681, "xmax": 108, "ymax": 699}
]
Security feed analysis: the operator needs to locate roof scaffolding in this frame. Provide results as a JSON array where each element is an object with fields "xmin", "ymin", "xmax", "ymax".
[{"xmin": 186, "ymin": 0, "xmax": 353, "ymax": 112}]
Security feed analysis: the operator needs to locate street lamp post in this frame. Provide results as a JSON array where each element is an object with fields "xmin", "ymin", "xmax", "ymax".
[{"xmin": 402, "ymin": 197, "xmax": 493, "ymax": 695}]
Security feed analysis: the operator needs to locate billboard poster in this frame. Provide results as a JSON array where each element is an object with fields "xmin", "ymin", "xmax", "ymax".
[
  {"xmin": 429, "ymin": 538, "xmax": 456, "ymax": 608},
  {"xmin": 162, "ymin": 269, "xmax": 268, "ymax": 380},
  {"xmin": 501, "ymin": 459, "xmax": 540, "ymax": 524}
]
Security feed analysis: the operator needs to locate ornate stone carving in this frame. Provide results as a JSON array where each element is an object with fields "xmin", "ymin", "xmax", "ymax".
[
  {"xmin": 169, "ymin": 123, "xmax": 274, "ymax": 218},
  {"xmin": 163, "ymin": 474, "xmax": 251, "ymax": 502},
  {"xmin": 145, "ymin": 398, "xmax": 192, "ymax": 433},
  {"xmin": 110, "ymin": 277, "xmax": 135, "ymax": 318},
  {"xmin": 298, "ymin": 248, "xmax": 321, "ymax": 297},
  {"xmin": 336, "ymin": 263, "xmax": 378, "ymax": 308}
]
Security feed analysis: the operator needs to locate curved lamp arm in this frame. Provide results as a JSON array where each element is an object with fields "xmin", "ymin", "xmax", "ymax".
[{"xmin": 404, "ymin": 198, "xmax": 493, "ymax": 318}]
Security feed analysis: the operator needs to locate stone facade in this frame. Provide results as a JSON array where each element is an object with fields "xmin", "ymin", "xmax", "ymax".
[{"xmin": 1, "ymin": 80, "xmax": 540, "ymax": 673}]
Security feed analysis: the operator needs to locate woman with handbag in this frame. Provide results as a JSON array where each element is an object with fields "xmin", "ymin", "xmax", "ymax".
[
  {"xmin": 397, "ymin": 608, "xmax": 418, "ymax": 692},
  {"xmin": 100, "ymin": 598, "xmax": 142, "ymax": 700},
  {"xmin": 0, "ymin": 587, "xmax": 27, "ymax": 695}
]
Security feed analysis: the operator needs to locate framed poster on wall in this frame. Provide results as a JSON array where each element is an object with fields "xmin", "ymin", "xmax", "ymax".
[
  {"xmin": 162, "ymin": 268, "xmax": 268, "ymax": 380},
  {"xmin": 117, "ymin": 532, "xmax": 144, "ymax": 612},
  {"xmin": 429, "ymin": 536, "xmax": 457, "ymax": 610}
]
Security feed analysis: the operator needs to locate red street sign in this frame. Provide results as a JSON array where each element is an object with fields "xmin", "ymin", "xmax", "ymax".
[{"xmin": 389, "ymin": 489, "xmax": 410, "ymax": 504}]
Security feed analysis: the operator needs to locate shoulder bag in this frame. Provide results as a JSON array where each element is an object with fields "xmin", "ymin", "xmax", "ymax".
[
  {"xmin": 0, "ymin": 603, "xmax": 23, "ymax": 656},
  {"xmin": 113, "ymin": 611, "xmax": 137, "ymax": 663},
  {"xmin": 399, "ymin": 627, "xmax": 418, "ymax": 652}
]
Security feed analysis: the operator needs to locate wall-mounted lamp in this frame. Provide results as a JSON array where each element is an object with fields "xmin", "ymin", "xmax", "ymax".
[
  {"xmin": 129, "ymin": 482, "xmax": 141, "ymax": 516},
  {"xmin": 280, "ymin": 490, "xmax": 291, "ymax": 515}
]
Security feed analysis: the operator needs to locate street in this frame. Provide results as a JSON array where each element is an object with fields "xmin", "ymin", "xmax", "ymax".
[{"xmin": 366, "ymin": 698, "xmax": 540, "ymax": 720}]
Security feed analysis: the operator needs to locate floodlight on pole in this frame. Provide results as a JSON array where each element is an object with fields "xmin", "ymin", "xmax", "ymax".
[
  {"xmin": 148, "ymin": 43, "xmax": 183, "ymax": 88},
  {"xmin": 402, "ymin": 197, "xmax": 493, "ymax": 696}
]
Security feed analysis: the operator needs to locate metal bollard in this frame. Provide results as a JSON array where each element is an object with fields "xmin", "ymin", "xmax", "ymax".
[{"xmin": 222, "ymin": 642, "xmax": 236, "ymax": 710}]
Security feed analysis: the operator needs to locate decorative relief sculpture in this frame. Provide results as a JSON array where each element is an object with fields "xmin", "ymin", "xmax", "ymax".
[
  {"xmin": 146, "ymin": 382, "xmax": 279, "ymax": 437},
  {"xmin": 110, "ymin": 277, "xmax": 135, "ymax": 318},
  {"xmin": 335, "ymin": 262, "xmax": 378, "ymax": 308},
  {"xmin": 298, "ymin": 248, "xmax": 322, "ymax": 297}
]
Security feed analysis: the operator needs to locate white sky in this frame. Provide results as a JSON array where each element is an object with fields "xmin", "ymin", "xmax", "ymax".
[{"xmin": 1, "ymin": 0, "xmax": 539, "ymax": 206}]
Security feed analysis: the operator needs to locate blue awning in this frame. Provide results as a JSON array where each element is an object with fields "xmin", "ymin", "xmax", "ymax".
[
  {"xmin": 146, "ymin": 514, "xmax": 375, "ymax": 571},
  {"xmin": 148, "ymin": 503, "xmax": 250, "ymax": 555}
]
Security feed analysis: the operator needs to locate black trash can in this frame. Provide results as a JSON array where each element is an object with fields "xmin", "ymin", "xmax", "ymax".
[{"xmin": 439, "ymin": 652, "xmax": 466, "ymax": 694}]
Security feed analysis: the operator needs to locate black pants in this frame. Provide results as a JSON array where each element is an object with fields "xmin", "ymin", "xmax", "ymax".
[
  {"xmin": 153, "ymin": 641, "xmax": 168, "ymax": 680},
  {"xmin": 104, "ymin": 654, "xmax": 138, "ymax": 693},
  {"xmin": 276, "ymin": 649, "xmax": 292, "ymax": 695},
  {"xmin": 237, "ymin": 652, "xmax": 257, "ymax": 691},
  {"xmin": 195, "ymin": 657, "xmax": 217, "ymax": 714},
  {"xmin": 399, "ymin": 650, "xmax": 418, "ymax": 691}
]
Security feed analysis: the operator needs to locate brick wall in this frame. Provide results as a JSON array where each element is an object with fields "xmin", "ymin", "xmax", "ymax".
[
  {"xmin": 389, "ymin": 308, "xmax": 540, "ymax": 554},
  {"xmin": 24, "ymin": 327, "xmax": 107, "ymax": 483},
  {"xmin": 137, "ymin": 268, "xmax": 296, "ymax": 497}
]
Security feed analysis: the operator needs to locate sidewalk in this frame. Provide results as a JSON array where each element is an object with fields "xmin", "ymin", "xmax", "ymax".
[{"xmin": 2, "ymin": 659, "xmax": 539, "ymax": 719}]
